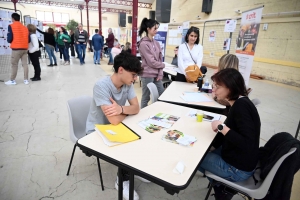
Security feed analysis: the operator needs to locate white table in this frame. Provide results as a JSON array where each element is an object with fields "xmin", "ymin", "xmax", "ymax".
[
  {"xmin": 163, "ymin": 62, "xmax": 177, "ymax": 76},
  {"xmin": 158, "ymin": 82, "xmax": 226, "ymax": 113},
  {"xmin": 77, "ymin": 102, "xmax": 225, "ymax": 199}
]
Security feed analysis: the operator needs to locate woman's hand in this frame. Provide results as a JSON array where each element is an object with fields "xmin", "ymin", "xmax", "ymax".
[{"xmin": 211, "ymin": 120, "xmax": 222, "ymax": 132}]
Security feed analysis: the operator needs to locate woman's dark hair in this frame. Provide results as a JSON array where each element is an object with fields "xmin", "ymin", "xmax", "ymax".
[
  {"xmin": 113, "ymin": 51, "xmax": 143, "ymax": 74},
  {"xmin": 138, "ymin": 18, "xmax": 160, "ymax": 37},
  {"xmin": 211, "ymin": 68, "xmax": 248, "ymax": 101},
  {"xmin": 60, "ymin": 27, "xmax": 67, "ymax": 34},
  {"xmin": 48, "ymin": 28, "xmax": 54, "ymax": 35},
  {"xmin": 185, "ymin": 26, "xmax": 200, "ymax": 44}
]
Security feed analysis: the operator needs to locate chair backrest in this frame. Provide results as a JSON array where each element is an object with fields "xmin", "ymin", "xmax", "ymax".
[
  {"xmin": 251, "ymin": 98, "xmax": 261, "ymax": 106},
  {"xmin": 147, "ymin": 82, "xmax": 159, "ymax": 104},
  {"xmin": 66, "ymin": 95, "xmax": 92, "ymax": 143},
  {"xmin": 256, "ymin": 147, "xmax": 296, "ymax": 198}
]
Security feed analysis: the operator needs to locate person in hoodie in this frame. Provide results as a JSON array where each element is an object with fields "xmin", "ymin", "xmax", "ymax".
[{"xmin": 138, "ymin": 18, "xmax": 165, "ymax": 108}]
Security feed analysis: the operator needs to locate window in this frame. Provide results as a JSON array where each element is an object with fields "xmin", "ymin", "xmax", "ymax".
[{"xmin": 35, "ymin": 11, "xmax": 69, "ymax": 23}]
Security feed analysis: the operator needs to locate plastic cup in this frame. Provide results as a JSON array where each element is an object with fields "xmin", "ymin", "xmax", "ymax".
[{"xmin": 196, "ymin": 111, "xmax": 204, "ymax": 122}]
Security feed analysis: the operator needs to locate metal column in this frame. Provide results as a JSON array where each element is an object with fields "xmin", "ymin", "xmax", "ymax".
[
  {"xmin": 85, "ymin": 0, "xmax": 90, "ymax": 36},
  {"xmin": 11, "ymin": 0, "xmax": 18, "ymax": 12},
  {"xmin": 78, "ymin": 5, "xmax": 84, "ymax": 25},
  {"xmin": 98, "ymin": 0, "xmax": 102, "ymax": 35},
  {"xmin": 131, "ymin": 0, "xmax": 138, "ymax": 56}
]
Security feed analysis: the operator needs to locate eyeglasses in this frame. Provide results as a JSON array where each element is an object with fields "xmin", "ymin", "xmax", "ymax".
[
  {"xmin": 132, "ymin": 73, "xmax": 138, "ymax": 78},
  {"xmin": 212, "ymin": 83, "xmax": 222, "ymax": 89}
]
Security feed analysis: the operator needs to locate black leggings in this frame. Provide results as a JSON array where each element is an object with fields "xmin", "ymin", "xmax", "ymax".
[{"xmin": 29, "ymin": 51, "xmax": 41, "ymax": 78}]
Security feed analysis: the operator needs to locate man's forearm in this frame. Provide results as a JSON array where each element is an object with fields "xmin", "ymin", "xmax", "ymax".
[{"xmin": 122, "ymin": 105, "xmax": 140, "ymax": 115}]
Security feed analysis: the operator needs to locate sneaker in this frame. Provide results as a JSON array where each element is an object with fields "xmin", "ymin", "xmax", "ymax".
[
  {"xmin": 53, "ymin": 63, "xmax": 57, "ymax": 66},
  {"xmin": 64, "ymin": 61, "xmax": 70, "ymax": 65},
  {"xmin": 115, "ymin": 179, "xmax": 139, "ymax": 200},
  {"xmin": 24, "ymin": 80, "xmax": 29, "ymax": 84},
  {"xmin": 135, "ymin": 175, "xmax": 151, "ymax": 183},
  {"xmin": 5, "ymin": 80, "xmax": 16, "ymax": 85},
  {"xmin": 47, "ymin": 64, "xmax": 53, "ymax": 67}
]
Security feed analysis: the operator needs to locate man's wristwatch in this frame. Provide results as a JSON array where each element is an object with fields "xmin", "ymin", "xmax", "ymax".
[{"xmin": 217, "ymin": 124, "xmax": 225, "ymax": 132}]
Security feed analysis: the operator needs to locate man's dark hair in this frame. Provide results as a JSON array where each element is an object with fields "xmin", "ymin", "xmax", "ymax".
[
  {"xmin": 95, "ymin": 29, "xmax": 99, "ymax": 33},
  {"xmin": 211, "ymin": 68, "xmax": 248, "ymax": 101},
  {"xmin": 185, "ymin": 26, "xmax": 200, "ymax": 44},
  {"xmin": 113, "ymin": 51, "xmax": 143, "ymax": 74},
  {"xmin": 12, "ymin": 13, "xmax": 20, "ymax": 21}
]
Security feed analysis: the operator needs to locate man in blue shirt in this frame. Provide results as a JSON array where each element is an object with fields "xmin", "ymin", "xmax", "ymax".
[{"xmin": 91, "ymin": 29, "xmax": 104, "ymax": 65}]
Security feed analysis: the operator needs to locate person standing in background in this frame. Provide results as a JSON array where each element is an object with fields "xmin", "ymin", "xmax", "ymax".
[
  {"xmin": 57, "ymin": 27, "xmax": 71, "ymax": 65},
  {"xmin": 92, "ymin": 29, "xmax": 103, "ymax": 65},
  {"xmin": 37, "ymin": 27, "xmax": 57, "ymax": 67},
  {"xmin": 138, "ymin": 18, "xmax": 165, "ymax": 108},
  {"xmin": 106, "ymin": 28, "xmax": 115, "ymax": 65},
  {"xmin": 5, "ymin": 13, "xmax": 30, "ymax": 85},
  {"xmin": 69, "ymin": 30, "xmax": 75, "ymax": 58},
  {"xmin": 89, "ymin": 30, "xmax": 95, "ymax": 52},
  {"xmin": 125, "ymin": 42, "xmax": 132, "ymax": 54},
  {"xmin": 74, "ymin": 24, "xmax": 88, "ymax": 65},
  {"xmin": 177, "ymin": 26, "xmax": 204, "ymax": 82},
  {"xmin": 27, "ymin": 24, "xmax": 41, "ymax": 81}
]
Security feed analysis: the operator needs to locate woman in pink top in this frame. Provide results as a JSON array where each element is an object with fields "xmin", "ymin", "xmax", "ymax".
[
  {"xmin": 111, "ymin": 41, "xmax": 122, "ymax": 60},
  {"xmin": 138, "ymin": 18, "xmax": 165, "ymax": 108}
]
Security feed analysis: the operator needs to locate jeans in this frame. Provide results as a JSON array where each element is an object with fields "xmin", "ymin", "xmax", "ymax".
[
  {"xmin": 198, "ymin": 147, "xmax": 254, "ymax": 183},
  {"xmin": 58, "ymin": 45, "xmax": 64, "ymax": 59},
  {"xmin": 28, "ymin": 51, "xmax": 41, "ymax": 78},
  {"xmin": 141, "ymin": 77, "xmax": 164, "ymax": 108},
  {"xmin": 45, "ymin": 44, "xmax": 57, "ymax": 65},
  {"xmin": 63, "ymin": 47, "xmax": 70, "ymax": 61},
  {"xmin": 108, "ymin": 47, "xmax": 113, "ymax": 63},
  {"xmin": 93, "ymin": 50, "xmax": 101, "ymax": 64},
  {"xmin": 77, "ymin": 43, "xmax": 86, "ymax": 64}
]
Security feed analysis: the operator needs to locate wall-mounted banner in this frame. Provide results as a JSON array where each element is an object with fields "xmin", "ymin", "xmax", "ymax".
[
  {"xmin": 236, "ymin": 6, "xmax": 263, "ymax": 86},
  {"xmin": 154, "ymin": 23, "xmax": 168, "ymax": 61}
]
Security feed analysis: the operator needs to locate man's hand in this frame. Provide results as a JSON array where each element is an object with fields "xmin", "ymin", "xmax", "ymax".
[
  {"xmin": 156, "ymin": 78, "xmax": 161, "ymax": 81},
  {"xmin": 102, "ymin": 98, "xmax": 122, "ymax": 117},
  {"xmin": 211, "ymin": 120, "xmax": 222, "ymax": 132}
]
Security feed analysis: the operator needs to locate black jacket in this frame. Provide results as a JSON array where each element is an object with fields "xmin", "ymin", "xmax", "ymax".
[
  {"xmin": 257, "ymin": 132, "xmax": 300, "ymax": 200},
  {"xmin": 37, "ymin": 28, "xmax": 55, "ymax": 47}
]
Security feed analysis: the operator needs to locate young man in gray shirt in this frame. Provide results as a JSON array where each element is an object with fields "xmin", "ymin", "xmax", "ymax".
[{"xmin": 86, "ymin": 51, "xmax": 147, "ymax": 200}]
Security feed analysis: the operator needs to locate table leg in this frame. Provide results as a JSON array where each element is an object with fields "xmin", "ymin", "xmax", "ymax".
[
  {"xmin": 118, "ymin": 168, "xmax": 123, "ymax": 200},
  {"xmin": 129, "ymin": 172, "xmax": 134, "ymax": 200}
]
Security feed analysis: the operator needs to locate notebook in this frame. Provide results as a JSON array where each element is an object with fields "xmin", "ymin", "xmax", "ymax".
[{"xmin": 95, "ymin": 123, "xmax": 141, "ymax": 147}]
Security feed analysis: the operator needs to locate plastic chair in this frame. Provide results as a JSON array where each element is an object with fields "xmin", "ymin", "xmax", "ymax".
[
  {"xmin": 66, "ymin": 95, "xmax": 104, "ymax": 191},
  {"xmin": 251, "ymin": 98, "xmax": 261, "ymax": 106},
  {"xmin": 147, "ymin": 82, "xmax": 159, "ymax": 104},
  {"xmin": 204, "ymin": 147, "xmax": 296, "ymax": 200}
]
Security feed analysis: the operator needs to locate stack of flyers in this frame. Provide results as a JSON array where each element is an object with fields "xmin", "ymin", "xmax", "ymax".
[
  {"xmin": 138, "ymin": 113, "xmax": 180, "ymax": 133},
  {"xmin": 162, "ymin": 130, "xmax": 197, "ymax": 147}
]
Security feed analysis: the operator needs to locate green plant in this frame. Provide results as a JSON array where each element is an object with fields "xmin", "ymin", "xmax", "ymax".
[{"xmin": 66, "ymin": 19, "xmax": 78, "ymax": 31}]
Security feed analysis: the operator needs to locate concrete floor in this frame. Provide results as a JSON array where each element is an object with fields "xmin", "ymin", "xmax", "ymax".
[{"xmin": 0, "ymin": 52, "xmax": 299, "ymax": 200}]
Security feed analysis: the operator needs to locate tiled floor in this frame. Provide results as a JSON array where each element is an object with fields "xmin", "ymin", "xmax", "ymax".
[{"xmin": 0, "ymin": 52, "xmax": 299, "ymax": 200}]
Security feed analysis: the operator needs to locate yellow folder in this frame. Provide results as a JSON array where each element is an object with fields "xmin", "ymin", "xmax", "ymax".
[{"xmin": 95, "ymin": 123, "xmax": 140, "ymax": 143}]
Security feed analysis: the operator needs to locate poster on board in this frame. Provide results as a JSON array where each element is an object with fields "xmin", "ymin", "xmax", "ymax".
[
  {"xmin": 154, "ymin": 23, "xmax": 168, "ymax": 61},
  {"xmin": 181, "ymin": 21, "xmax": 189, "ymax": 44},
  {"xmin": 235, "ymin": 7, "xmax": 263, "ymax": 86}
]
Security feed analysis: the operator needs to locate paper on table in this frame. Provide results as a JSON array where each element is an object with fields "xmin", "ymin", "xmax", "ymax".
[
  {"xmin": 180, "ymin": 92, "xmax": 213, "ymax": 102},
  {"xmin": 145, "ymin": 118, "xmax": 172, "ymax": 129}
]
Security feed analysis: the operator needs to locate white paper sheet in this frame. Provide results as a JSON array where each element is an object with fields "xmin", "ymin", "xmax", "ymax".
[
  {"xmin": 2, "ymin": 29, "xmax": 7, "ymax": 38},
  {"xmin": 4, "ymin": 46, "xmax": 11, "ymax": 55},
  {"xmin": 0, "ymin": 10, "xmax": 7, "ymax": 19},
  {"xmin": 0, "ymin": 46, "xmax": 5, "ymax": 55},
  {"xmin": 0, "ymin": 38, "xmax": 4, "ymax": 45},
  {"xmin": 180, "ymin": 93, "xmax": 213, "ymax": 102},
  {"xmin": 0, "ymin": 20, "xmax": 3, "ymax": 28},
  {"xmin": 168, "ymin": 38, "xmax": 173, "ymax": 45}
]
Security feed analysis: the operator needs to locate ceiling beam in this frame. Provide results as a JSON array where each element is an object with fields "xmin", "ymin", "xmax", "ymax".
[{"xmin": 0, "ymin": 0, "xmax": 140, "ymax": 14}]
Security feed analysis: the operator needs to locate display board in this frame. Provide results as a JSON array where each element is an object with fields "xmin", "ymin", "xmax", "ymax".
[{"xmin": 0, "ymin": 9, "xmax": 13, "ymax": 55}]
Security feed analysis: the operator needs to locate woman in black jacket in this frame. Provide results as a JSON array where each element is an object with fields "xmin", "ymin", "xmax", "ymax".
[
  {"xmin": 37, "ymin": 28, "xmax": 57, "ymax": 67},
  {"xmin": 198, "ymin": 68, "xmax": 261, "ymax": 200}
]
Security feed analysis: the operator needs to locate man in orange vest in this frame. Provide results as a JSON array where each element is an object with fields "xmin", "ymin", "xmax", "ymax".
[{"xmin": 5, "ymin": 13, "xmax": 30, "ymax": 85}]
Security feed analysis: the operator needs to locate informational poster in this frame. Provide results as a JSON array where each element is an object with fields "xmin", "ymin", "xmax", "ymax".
[
  {"xmin": 209, "ymin": 30, "xmax": 216, "ymax": 41},
  {"xmin": 154, "ymin": 23, "xmax": 168, "ymax": 61},
  {"xmin": 0, "ymin": 10, "xmax": 7, "ymax": 19},
  {"xmin": 223, "ymin": 38, "xmax": 231, "ymax": 50},
  {"xmin": 181, "ymin": 21, "xmax": 190, "ymax": 44},
  {"xmin": 235, "ymin": 7, "xmax": 264, "ymax": 86},
  {"xmin": 224, "ymin": 19, "xmax": 237, "ymax": 32},
  {"xmin": 24, "ymin": 16, "xmax": 31, "ymax": 26}
]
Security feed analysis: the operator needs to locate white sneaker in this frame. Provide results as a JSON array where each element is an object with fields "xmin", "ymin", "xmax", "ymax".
[
  {"xmin": 5, "ymin": 80, "xmax": 16, "ymax": 85},
  {"xmin": 115, "ymin": 179, "xmax": 139, "ymax": 200},
  {"xmin": 24, "ymin": 80, "xmax": 29, "ymax": 85},
  {"xmin": 64, "ymin": 61, "xmax": 70, "ymax": 65},
  {"xmin": 135, "ymin": 175, "xmax": 151, "ymax": 183}
]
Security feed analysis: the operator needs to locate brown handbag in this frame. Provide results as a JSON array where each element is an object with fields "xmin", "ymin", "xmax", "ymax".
[{"xmin": 184, "ymin": 43, "xmax": 203, "ymax": 82}]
